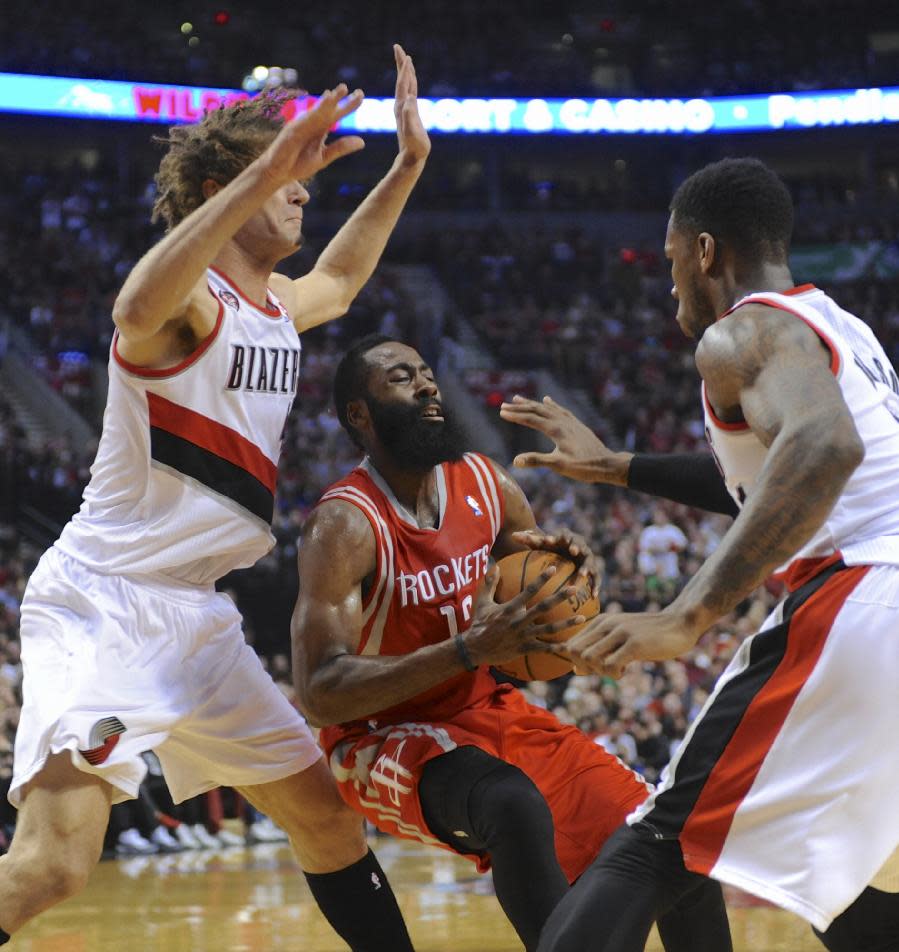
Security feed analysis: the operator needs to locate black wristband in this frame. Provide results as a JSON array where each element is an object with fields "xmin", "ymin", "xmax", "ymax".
[
  {"xmin": 627, "ymin": 453, "xmax": 739, "ymax": 517},
  {"xmin": 454, "ymin": 634, "xmax": 478, "ymax": 672}
]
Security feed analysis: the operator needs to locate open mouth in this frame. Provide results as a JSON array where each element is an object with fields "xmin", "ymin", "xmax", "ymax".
[{"xmin": 421, "ymin": 405, "xmax": 444, "ymax": 421}]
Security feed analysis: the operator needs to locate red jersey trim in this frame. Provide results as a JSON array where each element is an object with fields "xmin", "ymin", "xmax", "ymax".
[
  {"xmin": 112, "ymin": 295, "xmax": 224, "ymax": 379},
  {"xmin": 772, "ymin": 551, "xmax": 844, "ymax": 592},
  {"xmin": 147, "ymin": 392, "xmax": 278, "ymax": 492},
  {"xmin": 746, "ymin": 297, "xmax": 841, "ymax": 376},
  {"xmin": 702, "ymin": 382, "xmax": 750, "ymax": 432},
  {"xmin": 209, "ymin": 265, "xmax": 283, "ymax": 318},
  {"xmin": 717, "ymin": 288, "xmax": 840, "ymax": 376},
  {"xmin": 319, "ymin": 487, "xmax": 387, "ymax": 617},
  {"xmin": 781, "ymin": 284, "xmax": 816, "ymax": 296}
]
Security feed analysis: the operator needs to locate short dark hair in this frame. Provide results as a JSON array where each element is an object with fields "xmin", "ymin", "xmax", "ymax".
[
  {"xmin": 669, "ymin": 158, "xmax": 794, "ymax": 261},
  {"xmin": 333, "ymin": 334, "xmax": 398, "ymax": 446}
]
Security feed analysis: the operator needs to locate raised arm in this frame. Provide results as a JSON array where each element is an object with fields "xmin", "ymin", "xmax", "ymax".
[
  {"xmin": 113, "ymin": 87, "xmax": 365, "ymax": 346},
  {"xmin": 280, "ymin": 45, "xmax": 431, "ymax": 333},
  {"xmin": 293, "ymin": 496, "xmax": 578, "ymax": 726}
]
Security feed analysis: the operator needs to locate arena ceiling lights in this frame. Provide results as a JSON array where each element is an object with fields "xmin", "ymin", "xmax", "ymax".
[{"xmin": 1, "ymin": 72, "xmax": 898, "ymax": 135}]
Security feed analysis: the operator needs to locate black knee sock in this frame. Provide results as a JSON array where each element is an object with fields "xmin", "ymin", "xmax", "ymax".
[
  {"xmin": 303, "ymin": 848, "xmax": 414, "ymax": 952},
  {"xmin": 813, "ymin": 886, "xmax": 899, "ymax": 952},
  {"xmin": 538, "ymin": 823, "xmax": 732, "ymax": 952},
  {"xmin": 420, "ymin": 746, "xmax": 568, "ymax": 952}
]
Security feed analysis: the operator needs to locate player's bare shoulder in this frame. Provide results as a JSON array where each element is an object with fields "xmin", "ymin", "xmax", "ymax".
[
  {"xmin": 301, "ymin": 497, "xmax": 378, "ymax": 585},
  {"xmin": 114, "ymin": 273, "xmax": 220, "ymax": 370},
  {"xmin": 696, "ymin": 302, "xmax": 828, "ymax": 406}
]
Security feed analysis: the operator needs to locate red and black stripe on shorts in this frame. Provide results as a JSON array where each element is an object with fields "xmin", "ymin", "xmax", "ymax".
[{"xmin": 635, "ymin": 559, "xmax": 870, "ymax": 874}]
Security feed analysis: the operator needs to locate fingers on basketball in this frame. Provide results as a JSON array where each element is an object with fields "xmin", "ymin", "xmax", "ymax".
[{"xmin": 492, "ymin": 550, "xmax": 600, "ymax": 681}]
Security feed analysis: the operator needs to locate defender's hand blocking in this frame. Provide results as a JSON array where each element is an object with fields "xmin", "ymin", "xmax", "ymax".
[
  {"xmin": 259, "ymin": 85, "xmax": 365, "ymax": 188},
  {"xmin": 393, "ymin": 44, "xmax": 431, "ymax": 166},
  {"xmin": 562, "ymin": 609, "xmax": 703, "ymax": 679},
  {"xmin": 461, "ymin": 565, "xmax": 585, "ymax": 668},
  {"xmin": 499, "ymin": 395, "xmax": 630, "ymax": 487}
]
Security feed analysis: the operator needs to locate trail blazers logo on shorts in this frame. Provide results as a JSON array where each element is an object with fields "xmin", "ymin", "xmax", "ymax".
[{"xmin": 80, "ymin": 716, "xmax": 127, "ymax": 766}]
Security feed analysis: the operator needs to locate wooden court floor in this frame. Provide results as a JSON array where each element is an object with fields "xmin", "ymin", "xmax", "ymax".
[{"xmin": 15, "ymin": 838, "xmax": 821, "ymax": 951}]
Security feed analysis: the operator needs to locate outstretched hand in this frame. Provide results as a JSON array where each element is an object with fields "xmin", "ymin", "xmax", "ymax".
[
  {"xmin": 560, "ymin": 609, "xmax": 704, "ymax": 679},
  {"xmin": 393, "ymin": 43, "xmax": 431, "ymax": 166},
  {"xmin": 500, "ymin": 395, "xmax": 631, "ymax": 486},
  {"xmin": 260, "ymin": 85, "xmax": 365, "ymax": 188}
]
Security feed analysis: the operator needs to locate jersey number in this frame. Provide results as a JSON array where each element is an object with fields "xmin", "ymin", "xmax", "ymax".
[{"xmin": 440, "ymin": 597, "xmax": 473, "ymax": 637}]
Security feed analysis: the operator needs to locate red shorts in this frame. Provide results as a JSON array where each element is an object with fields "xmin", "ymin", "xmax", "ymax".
[{"xmin": 321, "ymin": 684, "xmax": 652, "ymax": 882}]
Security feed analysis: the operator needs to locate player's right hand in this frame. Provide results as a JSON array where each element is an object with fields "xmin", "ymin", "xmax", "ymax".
[
  {"xmin": 460, "ymin": 566, "xmax": 584, "ymax": 667},
  {"xmin": 499, "ymin": 394, "xmax": 631, "ymax": 486},
  {"xmin": 259, "ymin": 85, "xmax": 366, "ymax": 188}
]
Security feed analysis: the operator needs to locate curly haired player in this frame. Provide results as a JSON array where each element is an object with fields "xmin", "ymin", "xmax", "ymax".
[{"xmin": 0, "ymin": 46, "xmax": 427, "ymax": 951}]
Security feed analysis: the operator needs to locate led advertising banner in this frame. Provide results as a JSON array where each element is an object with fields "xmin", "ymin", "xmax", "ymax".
[{"xmin": 1, "ymin": 72, "xmax": 898, "ymax": 135}]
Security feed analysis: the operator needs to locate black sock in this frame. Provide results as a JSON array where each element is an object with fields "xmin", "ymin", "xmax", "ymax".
[
  {"xmin": 0, "ymin": 927, "xmax": 9, "ymax": 945},
  {"xmin": 304, "ymin": 848, "xmax": 414, "ymax": 952}
]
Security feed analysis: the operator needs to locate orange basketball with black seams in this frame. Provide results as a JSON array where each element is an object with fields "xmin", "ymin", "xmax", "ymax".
[{"xmin": 492, "ymin": 550, "xmax": 600, "ymax": 681}]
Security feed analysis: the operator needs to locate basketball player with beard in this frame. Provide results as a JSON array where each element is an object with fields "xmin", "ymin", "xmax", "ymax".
[
  {"xmin": 291, "ymin": 335, "xmax": 734, "ymax": 952},
  {"xmin": 2, "ymin": 48, "xmax": 427, "ymax": 951}
]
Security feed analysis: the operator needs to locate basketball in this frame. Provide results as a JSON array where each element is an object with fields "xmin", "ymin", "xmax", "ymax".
[{"xmin": 492, "ymin": 550, "xmax": 600, "ymax": 681}]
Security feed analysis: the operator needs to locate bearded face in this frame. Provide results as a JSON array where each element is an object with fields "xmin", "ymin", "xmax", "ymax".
[{"xmin": 366, "ymin": 393, "xmax": 469, "ymax": 469}]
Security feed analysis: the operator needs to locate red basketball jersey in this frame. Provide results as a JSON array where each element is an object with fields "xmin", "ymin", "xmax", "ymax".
[{"xmin": 316, "ymin": 453, "xmax": 504, "ymax": 728}]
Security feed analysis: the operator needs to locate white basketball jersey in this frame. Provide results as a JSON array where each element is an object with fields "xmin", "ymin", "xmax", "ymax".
[
  {"xmin": 56, "ymin": 268, "xmax": 301, "ymax": 585},
  {"xmin": 703, "ymin": 284, "xmax": 899, "ymax": 581}
]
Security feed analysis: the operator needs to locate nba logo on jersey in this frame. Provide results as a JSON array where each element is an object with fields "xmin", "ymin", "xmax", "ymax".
[
  {"xmin": 465, "ymin": 495, "xmax": 483, "ymax": 517},
  {"xmin": 218, "ymin": 288, "xmax": 240, "ymax": 310}
]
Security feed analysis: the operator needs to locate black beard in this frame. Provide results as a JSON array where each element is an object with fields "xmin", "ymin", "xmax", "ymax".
[{"xmin": 367, "ymin": 396, "xmax": 469, "ymax": 469}]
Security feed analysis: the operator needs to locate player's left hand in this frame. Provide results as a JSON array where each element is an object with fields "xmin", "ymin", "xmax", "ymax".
[
  {"xmin": 393, "ymin": 44, "xmax": 430, "ymax": 167},
  {"xmin": 511, "ymin": 528, "xmax": 600, "ymax": 599},
  {"xmin": 560, "ymin": 609, "xmax": 704, "ymax": 679}
]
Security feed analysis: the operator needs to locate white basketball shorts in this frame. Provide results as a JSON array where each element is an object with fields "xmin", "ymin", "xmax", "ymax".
[
  {"xmin": 10, "ymin": 546, "xmax": 322, "ymax": 806},
  {"xmin": 629, "ymin": 560, "xmax": 899, "ymax": 931}
]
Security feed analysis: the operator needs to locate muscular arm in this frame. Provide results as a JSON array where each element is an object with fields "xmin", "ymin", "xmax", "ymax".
[
  {"xmin": 291, "ymin": 501, "xmax": 472, "ymax": 727},
  {"xmin": 490, "ymin": 461, "xmax": 539, "ymax": 559},
  {"xmin": 669, "ymin": 305, "xmax": 864, "ymax": 633}
]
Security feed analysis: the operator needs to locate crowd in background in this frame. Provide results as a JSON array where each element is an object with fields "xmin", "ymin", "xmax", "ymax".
[{"xmin": 1, "ymin": 24, "xmax": 899, "ymax": 851}]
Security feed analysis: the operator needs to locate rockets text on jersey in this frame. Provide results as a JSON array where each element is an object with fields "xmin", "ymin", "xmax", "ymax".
[{"xmin": 316, "ymin": 453, "xmax": 505, "ymax": 725}]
